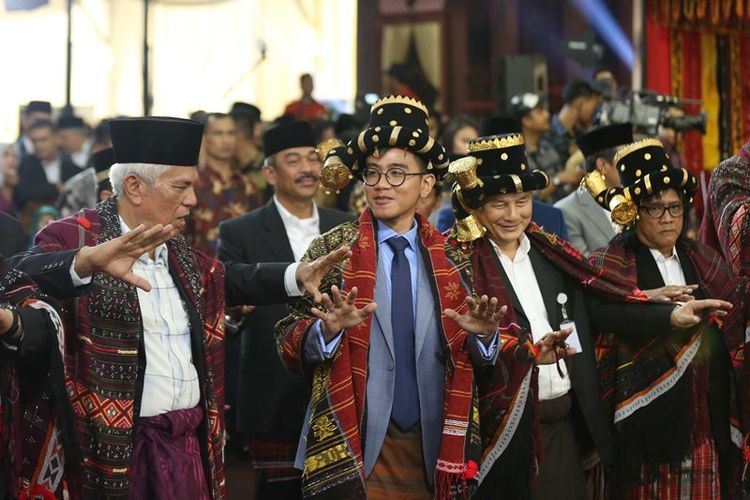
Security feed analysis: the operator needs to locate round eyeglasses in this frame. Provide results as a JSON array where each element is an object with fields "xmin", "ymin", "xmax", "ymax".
[
  {"xmin": 640, "ymin": 203, "xmax": 685, "ymax": 219},
  {"xmin": 362, "ymin": 167, "xmax": 427, "ymax": 187}
]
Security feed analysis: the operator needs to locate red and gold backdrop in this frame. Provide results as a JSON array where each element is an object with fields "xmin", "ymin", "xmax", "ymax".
[{"xmin": 646, "ymin": 0, "xmax": 750, "ymax": 175}]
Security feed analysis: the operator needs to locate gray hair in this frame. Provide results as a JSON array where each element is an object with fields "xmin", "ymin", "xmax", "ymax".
[{"xmin": 109, "ymin": 162, "xmax": 171, "ymax": 196}]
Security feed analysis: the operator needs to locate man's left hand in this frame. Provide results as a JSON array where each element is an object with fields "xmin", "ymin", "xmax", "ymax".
[{"xmin": 444, "ymin": 295, "xmax": 507, "ymax": 338}]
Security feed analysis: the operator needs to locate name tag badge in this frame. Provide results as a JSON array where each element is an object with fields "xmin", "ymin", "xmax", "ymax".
[{"xmin": 559, "ymin": 320, "xmax": 582, "ymax": 354}]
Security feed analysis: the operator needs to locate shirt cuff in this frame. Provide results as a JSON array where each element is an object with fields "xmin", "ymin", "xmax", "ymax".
[
  {"xmin": 475, "ymin": 331, "xmax": 499, "ymax": 360},
  {"xmin": 70, "ymin": 256, "xmax": 93, "ymax": 287},
  {"xmin": 314, "ymin": 320, "xmax": 343, "ymax": 358},
  {"xmin": 284, "ymin": 263, "xmax": 304, "ymax": 297}
]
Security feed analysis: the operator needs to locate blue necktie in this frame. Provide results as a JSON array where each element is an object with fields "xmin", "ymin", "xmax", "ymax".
[{"xmin": 386, "ymin": 236, "xmax": 420, "ymax": 431}]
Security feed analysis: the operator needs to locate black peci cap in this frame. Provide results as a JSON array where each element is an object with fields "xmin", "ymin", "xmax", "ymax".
[
  {"xmin": 110, "ymin": 117, "xmax": 203, "ymax": 166},
  {"xmin": 262, "ymin": 120, "xmax": 316, "ymax": 157}
]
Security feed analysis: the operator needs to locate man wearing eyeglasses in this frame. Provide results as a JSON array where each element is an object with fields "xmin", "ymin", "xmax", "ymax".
[
  {"xmin": 275, "ymin": 96, "xmax": 573, "ymax": 499},
  {"xmin": 217, "ymin": 120, "xmax": 351, "ymax": 499},
  {"xmin": 587, "ymin": 138, "xmax": 747, "ymax": 498}
]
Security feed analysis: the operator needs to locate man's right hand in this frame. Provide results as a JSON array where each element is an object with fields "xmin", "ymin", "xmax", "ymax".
[
  {"xmin": 74, "ymin": 223, "xmax": 177, "ymax": 291},
  {"xmin": 535, "ymin": 328, "xmax": 577, "ymax": 365},
  {"xmin": 310, "ymin": 285, "xmax": 377, "ymax": 341}
]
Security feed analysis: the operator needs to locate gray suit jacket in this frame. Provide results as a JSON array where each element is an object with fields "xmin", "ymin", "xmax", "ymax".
[
  {"xmin": 297, "ymin": 239, "xmax": 494, "ymax": 483},
  {"xmin": 555, "ymin": 188, "xmax": 615, "ymax": 256}
]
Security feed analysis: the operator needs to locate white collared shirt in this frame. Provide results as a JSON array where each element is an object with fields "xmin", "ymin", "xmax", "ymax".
[
  {"xmin": 42, "ymin": 156, "xmax": 62, "ymax": 184},
  {"xmin": 649, "ymin": 247, "xmax": 687, "ymax": 286},
  {"xmin": 273, "ymin": 195, "xmax": 320, "ymax": 261},
  {"xmin": 70, "ymin": 140, "xmax": 93, "ymax": 169},
  {"xmin": 490, "ymin": 235, "xmax": 571, "ymax": 401},
  {"xmin": 120, "ymin": 218, "xmax": 200, "ymax": 417}
]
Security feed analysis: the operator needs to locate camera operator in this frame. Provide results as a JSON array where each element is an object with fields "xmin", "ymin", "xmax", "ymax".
[{"xmin": 658, "ymin": 105, "xmax": 687, "ymax": 170}]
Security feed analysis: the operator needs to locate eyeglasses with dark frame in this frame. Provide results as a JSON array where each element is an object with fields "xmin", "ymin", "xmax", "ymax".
[
  {"xmin": 362, "ymin": 167, "xmax": 428, "ymax": 187},
  {"xmin": 639, "ymin": 203, "xmax": 685, "ymax": 219}
]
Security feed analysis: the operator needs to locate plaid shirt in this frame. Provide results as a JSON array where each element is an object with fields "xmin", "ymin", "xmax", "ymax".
[{"xmin": 123, "ymin": 218, "xmax": 200, "ymax": 417}]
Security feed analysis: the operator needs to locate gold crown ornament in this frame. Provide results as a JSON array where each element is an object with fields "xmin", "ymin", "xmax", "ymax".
[
  {"xmin": 452, "ymin": 184, "xmax": 486, "ymax": 242},
  {"xmin": 318, "ymin": 139, "xmax": 353, "ymax": 194},
  {"xmin": 581, "ymin": 170, "xmax": 637, "ymax": 225}
]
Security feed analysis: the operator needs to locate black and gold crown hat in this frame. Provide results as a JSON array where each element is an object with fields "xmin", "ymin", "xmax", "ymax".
[
  {"xmin": 448, "ymin": 133, "xmax": 549, "ymax": 210},
  {"xmin": 319, "ymin": 95, "xmax": 449, "ymax": 192},
  {"xmin": 593, "ymin": 138, "xmax": 697, "ymax": 225}
]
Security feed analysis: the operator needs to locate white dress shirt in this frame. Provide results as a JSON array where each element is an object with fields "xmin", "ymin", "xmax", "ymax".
[
  {"xmin": 70, "ymin": 140, "xmax": 93, "ymax": 169},
  {"xmin": 649, "ymin": 247, "xmax": 687, "ymax": 286},
  {"xmin": 273, "ymin": 196, "xmax": 320, "ymax": 262},
  {"xmin": 121, "ymin": 218, "xmax": 200, "ymax": 417},
  {"xmin": 42, "ymin": 156, "xmax": 62, "ymax": 185},
  {"xmin": 490, "ymin": 236, "xmax": 571, "ymax": 401}
]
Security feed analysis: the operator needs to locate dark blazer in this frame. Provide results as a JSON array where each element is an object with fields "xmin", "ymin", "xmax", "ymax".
[
  {"xmin": 218, "ymin": 200, "xmax": 353, "ymax": 439},
  {"xmin": 491, "ymin": 243, "xmax": 674, "ymax": 467},
  {"xmin": 0, "ymin": 212, "xmax": 27, "ymax": 257},
  {"xmin": 14, "ymin": 154, "xmax": 79, "ymax": 210}
]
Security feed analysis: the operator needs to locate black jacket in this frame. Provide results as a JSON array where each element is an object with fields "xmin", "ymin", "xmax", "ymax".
[
  {"xmin": 14, "ymin": 154, "xmax": 79, "ymax": 211},
  {"xmin": 0, "ymin": 212, "xmax": 27, "ymax": 258},
  {"xmin": 218, "ymin": 200, "xmax": 353, "ymax": 439}
]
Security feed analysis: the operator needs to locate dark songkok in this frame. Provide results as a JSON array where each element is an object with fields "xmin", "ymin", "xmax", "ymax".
[
  {"xmin": 262, "ymin": 120, "xmax": 315, "ymax": 157},
  {"xmin": 481, "ymin": 116, "xmax": 522, "ymax": 136},
  {"xmin": 26, "ymin": 100, "xmax": 52, "ymax": 114},
  {"xmin": 576, "ymin": 123, "xmax": 633, "ymax": 158},
  {"xmin": 93, "ymin": 148, "xmax": 115, "ymax": 190},
  {"xmin": 57, "ymin": 115, "xmax": 86, "ymax": 130},
  {"xmin": 230, "ymin": 102, "xmax": 261, "ymax": 122},
  {"xmin": 110, "ymin": 117, "xmax": 203, "ymax": 166}
]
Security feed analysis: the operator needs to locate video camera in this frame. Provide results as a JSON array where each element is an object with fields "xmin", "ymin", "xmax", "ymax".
[{"xmin": 594, "ymin": 85, "xmax": 707, "ymax": 136}]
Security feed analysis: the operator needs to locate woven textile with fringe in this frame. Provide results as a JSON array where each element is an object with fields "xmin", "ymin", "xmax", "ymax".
[
  {"xmin": 32, "ymin": 197, "xmax": 227, "ymax": 499},
  {"xmin": 276, "ymin": 209, "xmax": 482, "ymax": 499},
  {"xmin": 446, "ymin": 222, "xmax": 650, "ymax": 496},
  {"xmin": 1, "ymin": 260, "xmax": 75, "ymax": 499},
  {"xmin": 590, "ymin": 235, "xmax": 748, "ymax": 497}
]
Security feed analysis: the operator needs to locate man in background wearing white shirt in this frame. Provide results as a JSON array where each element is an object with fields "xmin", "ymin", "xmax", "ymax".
[{"xmin": 218, "ymin": 120, "xmax": 352, "ymax": 499}]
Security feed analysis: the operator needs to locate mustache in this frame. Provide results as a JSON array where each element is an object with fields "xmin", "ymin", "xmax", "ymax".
[{"xmin": 294, "ymin": 173, "xmax": 320, "ymax": 183}]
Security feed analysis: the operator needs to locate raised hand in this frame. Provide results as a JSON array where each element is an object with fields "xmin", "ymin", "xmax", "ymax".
[
  {"xmin": 74, "ymin": 223, "xmax": 177, "ymax": 291},
  {"xmin": 643, "ymin": 284, "xmax": 698, "ymax": 303},
  {"xmin": 296, "ymin": 246, "xmax": 352, "ymax": 303},
  {"xmin": 535, "ymin": 328, "xmax": 577, "ymax": 365},
  {"xmin": 444, "ymin": 295, "xmax": 508, "ymax": 338},
  {"xmin": 310, "ymin": 285, "xmax": 377, "ymax": 341},
  {"xmin": 670, "ymin": 298, "xmax": 732, "ymax": 329}
]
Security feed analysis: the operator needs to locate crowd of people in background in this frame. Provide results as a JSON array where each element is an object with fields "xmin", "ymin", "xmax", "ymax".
[{"xmin": 2, "ymin": 64, "xmax": 749, "ymax": 500}]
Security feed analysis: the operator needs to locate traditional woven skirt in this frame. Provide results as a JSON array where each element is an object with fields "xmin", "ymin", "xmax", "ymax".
[
  {"xmin": 128, "ymin": 406, "xmax": 209, "ymax": 500},
  {"xmin": 366, "ymin": 421, "xmax": 432, "ymax": 499},
  {"xmin": 626, "ymin": 439, "xmax": 720, "ymax": 500}
]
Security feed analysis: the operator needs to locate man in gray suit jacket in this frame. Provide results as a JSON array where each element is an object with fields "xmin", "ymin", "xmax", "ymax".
[
  {"xmin": 276, "ymin": 97, "xmax": 571, "ymax": 499},
  {"xmin": 555, "ymin": 123, "xmax": 633, "ymax": 255}
]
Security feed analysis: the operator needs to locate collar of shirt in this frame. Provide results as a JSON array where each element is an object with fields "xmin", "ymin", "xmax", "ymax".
[
  {"xmin": 273, "ymin": 195, "xmax": 319, "ymax": 227},
  {"xmin": 648, "ymin": 246, "xmax": 679, "ymax": 264},
  {"xmin": 489, "ymin": 233, "xmax": 531, "ymax": 264},
  {"xmin": 377, "ymin": 218, "xmax": 419, "ymax": 250},
  {"xmin": 119, "ymin": 216, "xmax": 169, "ymax": 267},
  {"xmin": 42, "ymin": 155, "xmax": 62, "ymax": 171}
]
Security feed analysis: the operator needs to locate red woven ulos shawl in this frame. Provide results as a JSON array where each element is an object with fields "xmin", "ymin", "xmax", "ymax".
[{"xmin": 277, "ymin": 209, "xmax": 481, "ymax": 499}]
